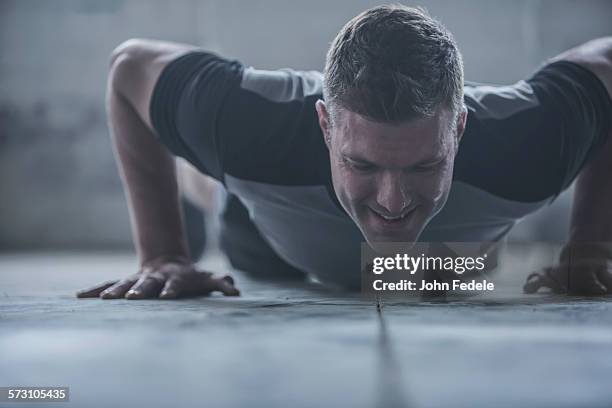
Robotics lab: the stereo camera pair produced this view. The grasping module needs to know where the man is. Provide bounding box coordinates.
[77,5,612,299]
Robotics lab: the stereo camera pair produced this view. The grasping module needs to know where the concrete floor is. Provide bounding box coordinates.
[1,251,612,408]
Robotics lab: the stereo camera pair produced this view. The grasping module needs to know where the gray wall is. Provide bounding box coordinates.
[1,0,611,249]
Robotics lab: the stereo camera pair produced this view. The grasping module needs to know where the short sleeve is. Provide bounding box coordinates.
[149,51,326,186]
[528,60,612,192]
[149,51,243,181]
[457,60,612,202]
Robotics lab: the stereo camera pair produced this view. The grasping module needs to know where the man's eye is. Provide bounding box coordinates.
[351,162,374,172]
[413,165,435,172]
[413,160,443,172]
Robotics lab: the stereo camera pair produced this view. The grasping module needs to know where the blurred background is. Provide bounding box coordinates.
[1,0,611,251]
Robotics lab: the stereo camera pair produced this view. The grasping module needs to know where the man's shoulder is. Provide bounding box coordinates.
[240,67,324,103]
[219,67,327,187]
[455,77,559,203]
[457,61,610,203]
[463,79,539,121]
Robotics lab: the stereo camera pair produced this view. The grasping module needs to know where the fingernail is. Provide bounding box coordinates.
[160,290,175,298]
[126,290,141,298]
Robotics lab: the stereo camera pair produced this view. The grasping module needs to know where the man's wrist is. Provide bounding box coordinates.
[140,254,192,271]
[560,241,612,264]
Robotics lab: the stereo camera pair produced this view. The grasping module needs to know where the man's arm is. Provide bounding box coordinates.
[524,37,612,295]
[555,38,612,244]
[108,39,194,267]
[77,39,239,299]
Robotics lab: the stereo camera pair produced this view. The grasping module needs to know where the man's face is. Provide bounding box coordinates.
[316,101,466,245]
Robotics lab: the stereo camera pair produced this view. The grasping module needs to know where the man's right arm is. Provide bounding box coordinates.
[77,39,239,299]
[107,39,195,268]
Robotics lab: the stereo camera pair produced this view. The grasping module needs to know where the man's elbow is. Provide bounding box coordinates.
[109,38,152,67]
[108,39,150,95]
[107,38,194,119]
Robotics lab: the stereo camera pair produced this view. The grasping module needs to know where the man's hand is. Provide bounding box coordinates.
[76,260,240,299]
[523,243,612,295]
[532,38,612,295]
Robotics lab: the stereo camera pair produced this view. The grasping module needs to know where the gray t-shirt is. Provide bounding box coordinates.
[150,52,611,285]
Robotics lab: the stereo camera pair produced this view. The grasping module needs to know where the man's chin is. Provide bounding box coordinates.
[362,229,420,246]
[365,239,418,255]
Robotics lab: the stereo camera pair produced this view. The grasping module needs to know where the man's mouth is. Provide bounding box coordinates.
[368,206,417,229]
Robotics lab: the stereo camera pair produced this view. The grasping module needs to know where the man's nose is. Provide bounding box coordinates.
[376,171,409,214]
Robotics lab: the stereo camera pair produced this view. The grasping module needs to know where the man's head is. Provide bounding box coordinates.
[316,4,467,245]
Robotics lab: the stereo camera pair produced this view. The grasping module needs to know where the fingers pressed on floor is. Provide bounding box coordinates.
[523,273,543,294]
[596,269,612,294]
[100,277,139,299]
[76,280,119,298]
[569,271,607,295]
[218,276,240,296]
[126,275,165,299]
[159,278,186,299]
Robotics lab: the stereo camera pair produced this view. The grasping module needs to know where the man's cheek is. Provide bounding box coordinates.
[429,167,454,206]
[341,173,374,201]
[412,170,450,205]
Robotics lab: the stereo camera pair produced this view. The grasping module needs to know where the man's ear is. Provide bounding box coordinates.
[454,105,468,151]
[315,99,331,149]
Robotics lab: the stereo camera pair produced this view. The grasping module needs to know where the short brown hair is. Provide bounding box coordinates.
[323,4,464,124]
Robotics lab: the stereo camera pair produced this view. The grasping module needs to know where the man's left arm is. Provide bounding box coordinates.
[524,37,612,295]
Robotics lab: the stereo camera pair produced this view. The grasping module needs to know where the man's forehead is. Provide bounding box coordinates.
[334,108,453,163]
